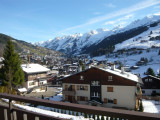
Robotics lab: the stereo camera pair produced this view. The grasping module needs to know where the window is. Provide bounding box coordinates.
[80,76,84,80]
[80,85,85,90]
[145,79,148,82]
[40,82,43,85]
[78,85,88,91]
[108,99,113,103]
[149,79,152,82]
[29,82,35,86]
[107,87,113,92]
[108,76,113,81]
[91,81,100,86]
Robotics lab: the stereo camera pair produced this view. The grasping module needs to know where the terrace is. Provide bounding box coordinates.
[0,93,160,120]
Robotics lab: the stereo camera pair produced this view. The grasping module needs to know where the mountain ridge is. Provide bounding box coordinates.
[35,14,160,56]
[0,33,61,57]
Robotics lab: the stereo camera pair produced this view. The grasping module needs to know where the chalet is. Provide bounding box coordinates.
[21,64,50,89]
[142,75,160,96]
[62,66,142,110]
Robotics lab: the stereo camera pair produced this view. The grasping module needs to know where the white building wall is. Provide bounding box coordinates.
[101,85,137,109]
[62,83,90,101]
[27,81,38,89]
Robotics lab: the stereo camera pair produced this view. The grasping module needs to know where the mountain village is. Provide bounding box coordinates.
[0,5,160,120]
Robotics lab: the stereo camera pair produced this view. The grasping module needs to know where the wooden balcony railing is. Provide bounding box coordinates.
[0,93,160,120]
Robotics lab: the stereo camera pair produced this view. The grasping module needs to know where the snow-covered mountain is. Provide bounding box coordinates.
[35,14,160,56]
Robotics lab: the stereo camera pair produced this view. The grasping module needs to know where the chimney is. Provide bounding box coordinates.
[78,66,82,72]
[121,67,124,74]
[111,64,115,70]
[26,63,30,68]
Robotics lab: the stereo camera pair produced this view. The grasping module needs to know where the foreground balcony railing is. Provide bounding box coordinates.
[0,93,160,120]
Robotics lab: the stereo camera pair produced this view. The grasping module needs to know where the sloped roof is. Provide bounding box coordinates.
[21,64,50,74]
[61,66,142,84]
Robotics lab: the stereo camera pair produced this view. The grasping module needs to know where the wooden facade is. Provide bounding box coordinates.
[63,67,138,86]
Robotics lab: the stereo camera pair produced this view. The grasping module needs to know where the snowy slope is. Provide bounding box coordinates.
[35,14,160,55]
[93,49,160,78]
[114,23,160,51]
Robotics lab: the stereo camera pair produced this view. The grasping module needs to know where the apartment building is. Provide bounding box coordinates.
[62,66,142,110]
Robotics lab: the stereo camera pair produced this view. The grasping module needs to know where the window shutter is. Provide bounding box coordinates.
[65,95,68,101]
[77,96,80,101]
[85,86,88,91]
[85,97,88,101]
[77,85,79,90]
[104,98,107,103]
[65,85,68,90]
[72,85,75,91]
[107,87,113,92]
[114,99,117,104]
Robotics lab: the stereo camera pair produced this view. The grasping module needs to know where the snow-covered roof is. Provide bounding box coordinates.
[143,75,160,80]
[62,66,141,83]
[21,64,50,74]
[18,88,27,92]
[98,67,140,83]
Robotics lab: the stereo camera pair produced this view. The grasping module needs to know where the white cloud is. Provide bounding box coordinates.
[93,12,101,15]
[104,14,134,28]
[104,21,115,25]
[59,0,160,33]
[104,3,116,8]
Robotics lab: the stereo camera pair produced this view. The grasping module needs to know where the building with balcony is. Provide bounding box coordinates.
[62,66,143,110]
[21,64,50,89]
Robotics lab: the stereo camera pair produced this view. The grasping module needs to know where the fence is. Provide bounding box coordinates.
[0,93,160,120]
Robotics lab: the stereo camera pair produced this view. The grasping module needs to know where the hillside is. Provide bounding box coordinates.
[0,33,62,57]
[35,14,160,57]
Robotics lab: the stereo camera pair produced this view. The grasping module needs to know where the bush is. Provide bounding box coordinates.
[139,100,144,112]
[0,86,16,94]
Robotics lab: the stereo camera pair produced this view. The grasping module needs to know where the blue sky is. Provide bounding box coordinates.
[0,0,160,43]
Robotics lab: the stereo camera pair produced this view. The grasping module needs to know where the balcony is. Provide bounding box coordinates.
[62,90,76,96]
[0,93,160,120]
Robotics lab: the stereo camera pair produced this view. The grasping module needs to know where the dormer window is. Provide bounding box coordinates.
[108,76,113,81]
[149,79,152,82]
[80,75,84,80]
[91,81,100,86]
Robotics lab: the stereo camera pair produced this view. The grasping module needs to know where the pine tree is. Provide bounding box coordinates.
[146,67,155,76]
[0,39,24,93]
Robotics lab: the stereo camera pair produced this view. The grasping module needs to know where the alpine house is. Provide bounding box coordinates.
[62,65,143,110]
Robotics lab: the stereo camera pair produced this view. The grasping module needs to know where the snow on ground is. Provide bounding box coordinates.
[48,93,63,101]
[93,49,160,78]
[114,23,160,51]
[15,103,90,120]
[143,99,160,113]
